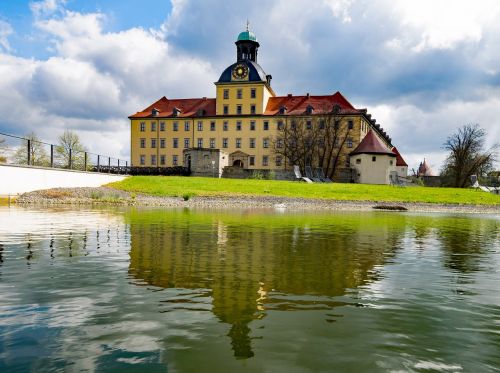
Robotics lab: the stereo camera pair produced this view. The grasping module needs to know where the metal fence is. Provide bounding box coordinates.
[0,132,129,174]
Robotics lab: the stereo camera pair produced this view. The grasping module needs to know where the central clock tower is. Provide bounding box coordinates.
[215,26,275,116]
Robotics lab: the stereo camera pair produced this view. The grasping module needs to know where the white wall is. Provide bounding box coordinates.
[0,164,128,195]
[351,154,397,184]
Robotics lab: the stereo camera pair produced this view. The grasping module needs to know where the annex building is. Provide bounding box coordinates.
[129,27,406,183]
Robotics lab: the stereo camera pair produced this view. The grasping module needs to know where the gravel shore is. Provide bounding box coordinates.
[14,187,500,214]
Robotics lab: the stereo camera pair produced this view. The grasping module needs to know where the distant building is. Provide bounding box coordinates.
[417,159,436,177]
[129,26,406,184]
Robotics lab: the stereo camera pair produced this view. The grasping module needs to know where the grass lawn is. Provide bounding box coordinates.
[108,176,500,206]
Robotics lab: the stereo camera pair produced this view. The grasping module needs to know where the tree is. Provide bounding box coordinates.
[272,105,353,179]
[56,130,88,169]
[441,124,497,187]
[14,132,49,166]
[0,137,7,163]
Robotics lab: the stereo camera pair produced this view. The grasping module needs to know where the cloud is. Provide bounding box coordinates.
[0,20,13,52]
[30,0,67,18]
[0,5,214,159]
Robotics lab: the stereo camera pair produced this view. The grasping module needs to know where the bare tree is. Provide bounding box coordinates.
[0,137,7,163]
[56,130,87,169]
[272,105,353,179]
[14,132,49,166]
[441,124,497,187]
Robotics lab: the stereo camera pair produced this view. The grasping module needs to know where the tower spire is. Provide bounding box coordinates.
[246,19,250,31]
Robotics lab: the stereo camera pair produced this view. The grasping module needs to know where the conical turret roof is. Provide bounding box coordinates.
[350,130,395,156]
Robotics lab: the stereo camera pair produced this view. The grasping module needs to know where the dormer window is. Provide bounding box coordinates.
[173,107,181,117]
[306,105,314,115]
[279,105,287,115]
[152,108,160,116]
[197,109,206,117]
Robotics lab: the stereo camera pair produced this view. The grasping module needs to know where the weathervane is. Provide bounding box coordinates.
[246,19,250,31]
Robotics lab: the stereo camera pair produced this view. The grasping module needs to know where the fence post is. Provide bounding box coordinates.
[97,155,100,172]
[69,149,72,169]
[108,157,111,173]
[84,152,87,171]
[27,139,31,166]
[50,145,54,168]
[118,159,120,173]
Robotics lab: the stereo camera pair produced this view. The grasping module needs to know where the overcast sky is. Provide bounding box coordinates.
[0,0,499,171]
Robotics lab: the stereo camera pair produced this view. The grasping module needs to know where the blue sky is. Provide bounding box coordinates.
[0,0,498,171]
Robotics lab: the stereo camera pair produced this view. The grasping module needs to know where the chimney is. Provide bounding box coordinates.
[287,93,292,98]
[306,93,310,98]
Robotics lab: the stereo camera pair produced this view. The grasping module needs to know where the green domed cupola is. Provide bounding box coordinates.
[235,22,260,62]
[237,30,257,42]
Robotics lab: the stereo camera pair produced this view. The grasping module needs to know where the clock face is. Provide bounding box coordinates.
[232,63,249,79]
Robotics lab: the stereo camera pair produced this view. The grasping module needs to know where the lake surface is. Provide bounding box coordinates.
[0,206,499,372]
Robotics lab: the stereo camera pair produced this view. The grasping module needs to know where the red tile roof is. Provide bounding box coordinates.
[129,96,216,118]
[392,147,408,167]
[129,91,364,118]
[263,91,361,115]
[350,130,395,156]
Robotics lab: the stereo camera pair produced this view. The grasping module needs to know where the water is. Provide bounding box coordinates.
[0,206,499,372]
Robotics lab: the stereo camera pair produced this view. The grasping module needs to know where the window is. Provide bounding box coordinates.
[345,157,351,167]
[306,120,312,130]
[173,155,178,166]
[291,120,297,130]
[223,89,229,99]
[151,122,156,132]
[372,156,377,162]
[249,138,256,148]
[160,155,166,165]
[160,138,166,148]
[263,121,269,130]
[263,138,269,148]
[237,89,242,99]
[223,121,228,131]
[356,158,361,164]
[319,120,325,129]
[249,156,255,166]
[140,122,145,132]
[151,155,156,166]
[210,138,215,148]
[184,138,190,148]
[197,138,203,148]
[151,138,156,148]
[251,88,256,98]
[318,138,325,148]
[173,138,178,148]
[277,120,284,130]
[140,138,145,148]
[348,120,354,130]
[236,105,242,115]
[223,105,229,115]
[173,122,178,131]
[390,160,394,165]
[250,105,256,114]
[223,138,228,148]
[160,122,165,131]
[250,121,256,130]
[197,121,203,131]
[347,138,353,148]
[262,156,269,166]
[276,156,282,167]
[210,121,216,131]
[236,138,241,148]
[236,121,242,131]
[184,121,190,131]
[334,120,340,130]
[140,154,145,165]
[277,139,283,148]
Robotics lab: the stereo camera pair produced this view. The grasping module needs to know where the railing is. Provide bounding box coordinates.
[0,132,129,174]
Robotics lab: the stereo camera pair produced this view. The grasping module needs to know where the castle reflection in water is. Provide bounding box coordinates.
[127,209,409,358]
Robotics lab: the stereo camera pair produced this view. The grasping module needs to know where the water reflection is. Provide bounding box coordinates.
[127,209,407,358]
[0,207,499,371]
